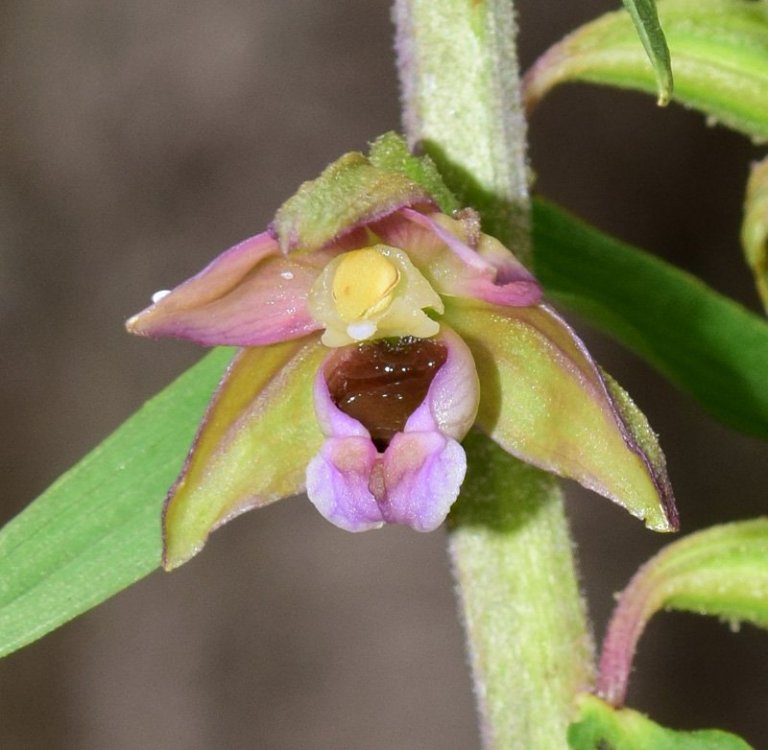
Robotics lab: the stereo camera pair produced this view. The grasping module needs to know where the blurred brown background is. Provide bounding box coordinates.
[1,1,766,748]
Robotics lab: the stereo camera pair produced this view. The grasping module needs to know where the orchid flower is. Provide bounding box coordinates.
[127,134,677,570]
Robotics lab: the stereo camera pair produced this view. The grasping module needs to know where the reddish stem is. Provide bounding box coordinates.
[597,560,661,706]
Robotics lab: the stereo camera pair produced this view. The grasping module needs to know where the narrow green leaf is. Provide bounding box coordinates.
[0,347,233,658]
[524,0,768,142]
[620,0,673,105]
[598,519,768,705]
[741,156,768,312]
[568,694,755,750]
[646,518,768,625]
[532,198,768,440]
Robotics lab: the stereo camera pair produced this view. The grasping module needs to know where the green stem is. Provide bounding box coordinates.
[452,434,594,748]
[393,0,531,255]
[393,2,595,747]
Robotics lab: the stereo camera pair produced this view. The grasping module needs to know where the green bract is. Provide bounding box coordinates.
[368,132,461,214]
[524,0,768,142]
[618,518,768,629]
[273,148,435,253]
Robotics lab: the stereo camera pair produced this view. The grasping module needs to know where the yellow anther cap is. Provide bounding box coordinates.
[331,248,400,322]
[308,243,443,347]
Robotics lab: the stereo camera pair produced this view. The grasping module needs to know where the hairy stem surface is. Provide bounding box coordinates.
[393,2,595,747]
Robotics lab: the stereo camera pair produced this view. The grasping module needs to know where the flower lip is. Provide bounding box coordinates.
[325,336,449,452]
[306,326,479,532]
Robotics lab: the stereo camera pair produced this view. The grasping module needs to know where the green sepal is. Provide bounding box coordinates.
[273,149,434,253]
[620,0,673,105]
[0,347,232,659]
[532,198,768,440]
[568,694,755,750]
[163,338,326,570]
[446,298,677,532]
[368,132,460,214]
[742,157,768,313]
[599,367,675,508]
[524,0,768,142]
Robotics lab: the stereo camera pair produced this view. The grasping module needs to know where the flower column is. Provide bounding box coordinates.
[394,2,595,748]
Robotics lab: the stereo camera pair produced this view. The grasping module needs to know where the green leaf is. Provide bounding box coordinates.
[0,347,232,659]
[524,0,768,142]
[620,0,673,105]
[568,694,755,750]
[163,338,325,570]
[741,156,768,313]
[598,519,768,705]
[531,198,768,440]
[642,518,768,625]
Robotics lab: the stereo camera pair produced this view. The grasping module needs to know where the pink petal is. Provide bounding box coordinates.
[305,437,384,532]
[403,325,480,438]
[372,208,541,307]
[381,431,466,531]
[127,231,326,346]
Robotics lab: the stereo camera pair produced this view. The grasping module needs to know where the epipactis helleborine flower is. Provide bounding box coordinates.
[127,133,677,570]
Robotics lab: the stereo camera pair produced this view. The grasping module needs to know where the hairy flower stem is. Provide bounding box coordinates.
[452,434,595,748]
[394,0,531,257]
[596,560,660,708]
[393,2,595,747]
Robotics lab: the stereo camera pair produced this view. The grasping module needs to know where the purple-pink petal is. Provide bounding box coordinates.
[373,208,541,307]
[305,437,383,532]
[380,431,466,531]
[403,325,480,439]
[127,231,325,347]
